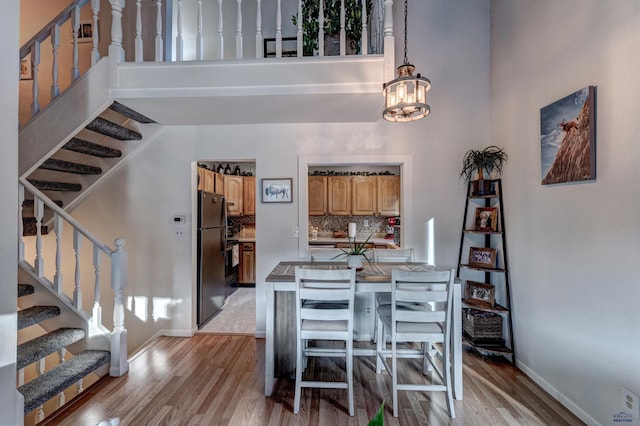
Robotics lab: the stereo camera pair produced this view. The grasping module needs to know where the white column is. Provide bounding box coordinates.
[383,0,395,81]
[91,0,101,65]
[71,6,80,80]
[255,0,263,58]
[235,0,243,59]
[217,0,224,59]
[155,0,164,61]
[196,0,204,60]
[176,0,184,60]
[54,214,63,293]
[93,245,103,328]
[110,238,129,376]
[109,0,125,62]
[73,228,82,310]
[50,24,60,99]
[135,0,143,61]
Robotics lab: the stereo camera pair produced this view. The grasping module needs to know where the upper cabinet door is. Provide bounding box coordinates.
[243,176,256,216]
[308,176,327,216]
[351,176,377,216]
[377,175,400,216]
[197,167,205,191]
[328,176,351,216]
[203,169,215,193]
[224,175,244,216]
[214,172,224,195]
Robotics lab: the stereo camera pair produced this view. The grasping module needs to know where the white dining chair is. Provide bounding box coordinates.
[309,248,347,262]
[293,267,356,416]
[375,268,456,418]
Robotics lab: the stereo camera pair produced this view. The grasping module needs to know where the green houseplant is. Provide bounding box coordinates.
[292,0,372,56]
[333,234,373,270]
[460,146,508,195]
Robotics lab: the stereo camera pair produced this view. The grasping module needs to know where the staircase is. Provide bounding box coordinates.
[21,101,156,235]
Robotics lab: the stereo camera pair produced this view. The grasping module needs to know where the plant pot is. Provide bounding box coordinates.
[471,179,495,196]
[347,255,364,271]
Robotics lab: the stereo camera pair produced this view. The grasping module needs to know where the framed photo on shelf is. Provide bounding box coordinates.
[465,281,495,307]
[468,247,497,269]
[474,207,498,231]
[261,178,293,203]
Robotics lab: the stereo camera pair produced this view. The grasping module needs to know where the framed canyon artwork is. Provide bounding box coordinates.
[540,86,596,185]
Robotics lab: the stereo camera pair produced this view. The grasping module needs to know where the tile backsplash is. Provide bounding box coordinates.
[308,215,390,235]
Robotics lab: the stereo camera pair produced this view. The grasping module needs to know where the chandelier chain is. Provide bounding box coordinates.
[403,0,409,65]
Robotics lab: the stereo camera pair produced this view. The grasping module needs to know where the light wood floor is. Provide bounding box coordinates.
[50,335,584,425]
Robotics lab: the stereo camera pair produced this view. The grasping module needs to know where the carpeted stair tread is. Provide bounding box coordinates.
[19,349,110,414]
[22,199,63,208]
[109,101,156,124]
[85,117,142,141]
[18,284,34,298]
[39,159,102,175]
[17,328,86,370]
[63,137,122,158]
[22,218,49,236]
[18,306,60,330]
[27,179,81,192]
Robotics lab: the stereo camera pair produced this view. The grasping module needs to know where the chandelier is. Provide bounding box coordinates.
[382,0,431,122]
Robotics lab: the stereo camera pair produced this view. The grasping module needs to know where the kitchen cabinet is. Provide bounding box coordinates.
[239,242,255,283]
[308,176,327,215]
[243,177,256,216]
[203,169,215,193]
[214,172,224,195]
[377,175,400,216]
[327,176,351,216]
[351,176,377,216]
[224,175,244,216]
[197,167,205,190]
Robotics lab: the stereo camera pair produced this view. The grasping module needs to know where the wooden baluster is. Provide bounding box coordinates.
[73,228,82,310]
[91,0,101,65]
[30,42,40,115]
[361,0,368,55]
[135,0,143,61]
[296,0,302,57]
[93,245,102,328]
[18,184,24,262]
[155,0,163,61]
[235,0,243,58]
[383,0,394,81]
[34,198,44,277]
[110,238,129,376]
[109,0,125,62]
[71,6,80,81]
[50,24,61,99]
[217,0,224,59]
[340,0,346,56]
[318,0,325,57]
[255,0,263,58]
[54,214,64,293]
[275,0,282,57]
[196,0,204,60]
[176,0,184,60]
[58,348,67,405]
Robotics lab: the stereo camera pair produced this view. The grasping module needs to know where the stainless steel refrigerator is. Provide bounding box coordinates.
[197,190,227,327]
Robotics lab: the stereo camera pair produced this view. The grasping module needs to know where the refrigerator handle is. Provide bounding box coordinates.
[221,197,227,254]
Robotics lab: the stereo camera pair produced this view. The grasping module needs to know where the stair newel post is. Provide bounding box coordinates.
[93,245,103,328]
[361,0,368,55]
[155,0,163,61]
[34,197,44,277]
[296,0,302,57]
[135,0,143,62]
[236,0,244,59]
[110,238,129,376]
[50,24,61,99]
[383,0,394,82]
[54,214,64,293]
[91,0,101,65]
[255,0,263,58]
[217,0,224,59]
[30,42,41,115]
[71,6,81,81]
[275,0,281,57]
[176,0,183,61]
[109,0,125,63]
[196,0,204,60]
[73,228,83,310]
[18,184,25,262]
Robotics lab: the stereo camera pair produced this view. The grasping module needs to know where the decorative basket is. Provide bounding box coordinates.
[463,308,503,340]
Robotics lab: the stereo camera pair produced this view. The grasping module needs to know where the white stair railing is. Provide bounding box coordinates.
[18,179,129,377]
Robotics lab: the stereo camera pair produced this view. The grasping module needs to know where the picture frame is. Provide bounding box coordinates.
[540,85,596,185]
[261,178,293,203]
[20,59,32,80]
[468,247,497,269]
[474,207,498,231]
[465,281,495,308]
[72,20,94,43]
[263,37,298,58]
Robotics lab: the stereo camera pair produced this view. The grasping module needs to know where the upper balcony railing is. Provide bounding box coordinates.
[20,0,393,124]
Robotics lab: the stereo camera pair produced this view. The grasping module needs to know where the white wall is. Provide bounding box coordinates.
[490,1,640,425]
[72,0,490,351]
[2,0,22,421]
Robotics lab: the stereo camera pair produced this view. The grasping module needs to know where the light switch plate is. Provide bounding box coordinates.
[292,226,299,238]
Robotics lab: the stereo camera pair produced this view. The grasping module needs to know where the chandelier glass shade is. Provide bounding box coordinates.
[383,0,431,122]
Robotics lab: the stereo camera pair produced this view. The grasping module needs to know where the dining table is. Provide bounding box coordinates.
[264,261,463,400]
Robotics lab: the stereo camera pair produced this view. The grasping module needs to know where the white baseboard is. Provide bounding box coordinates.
[516,357,601,426]
[128,329,195,362]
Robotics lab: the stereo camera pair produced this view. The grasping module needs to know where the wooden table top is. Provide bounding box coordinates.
[265,261,438,283]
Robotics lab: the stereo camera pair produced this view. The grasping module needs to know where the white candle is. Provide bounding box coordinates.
[348,223,357,238]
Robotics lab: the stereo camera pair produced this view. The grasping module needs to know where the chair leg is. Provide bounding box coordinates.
[294,338,303,414]
[347,338,354,416]
[444,341,455,418]
[392,338,399,417]
[376,318,385,374]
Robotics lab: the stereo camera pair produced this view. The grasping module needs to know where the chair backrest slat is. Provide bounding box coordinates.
[295,266,356,325]
[309,248,346,262]
[374,248,414,263]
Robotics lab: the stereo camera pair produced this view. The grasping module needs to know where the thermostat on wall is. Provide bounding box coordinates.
[172,215,186,225]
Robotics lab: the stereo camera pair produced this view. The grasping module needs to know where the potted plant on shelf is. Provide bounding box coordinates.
[460,146,508,195]
[292,0,372,56]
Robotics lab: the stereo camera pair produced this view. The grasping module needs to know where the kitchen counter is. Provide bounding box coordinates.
[308,236,399,248]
